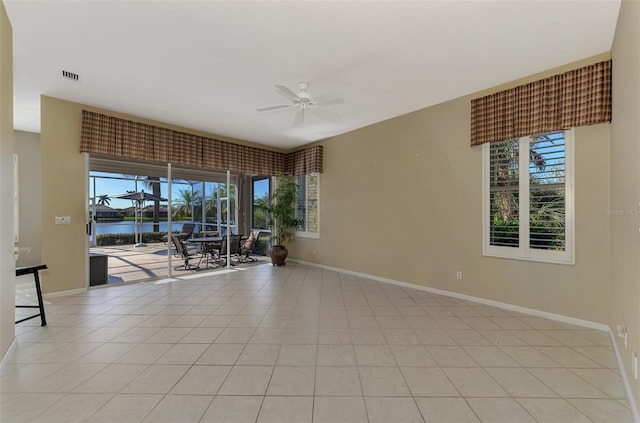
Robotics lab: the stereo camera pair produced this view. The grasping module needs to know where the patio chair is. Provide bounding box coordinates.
[162,223,196,243]
[171,235,201,270]
[176,223,196,241]
[253,231,271,256]
[199,238,222,268]
[239,233,257,263]
[217,235,242,266]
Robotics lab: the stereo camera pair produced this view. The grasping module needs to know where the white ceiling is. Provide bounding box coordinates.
[5,0,620,150]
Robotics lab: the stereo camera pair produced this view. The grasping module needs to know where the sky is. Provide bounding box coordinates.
[90,172,270,210]
[90,173,175,209]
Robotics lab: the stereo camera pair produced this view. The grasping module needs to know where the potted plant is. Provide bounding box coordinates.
[267,173,303,266]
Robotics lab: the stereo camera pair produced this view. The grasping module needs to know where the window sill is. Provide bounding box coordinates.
[483,251,574,266]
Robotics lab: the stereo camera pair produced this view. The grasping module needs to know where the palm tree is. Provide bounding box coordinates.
[205,183,236,225]
[173,188,201,220]
[143,177,162,232]
[491,139,520,223]
[97,194,111,206]
[491,137,549,222]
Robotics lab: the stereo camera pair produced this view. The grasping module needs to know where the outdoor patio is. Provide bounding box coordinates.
[89,242,268,284]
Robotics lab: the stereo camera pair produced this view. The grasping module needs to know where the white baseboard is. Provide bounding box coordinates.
[293,260,608,331]
[394,280,608,331]
[609,328,640,423]
[43,287,86,299]
[0,338,17,372]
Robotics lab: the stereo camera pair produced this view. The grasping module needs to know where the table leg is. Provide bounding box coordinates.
[15,265,48,326]
[33,270,47,326]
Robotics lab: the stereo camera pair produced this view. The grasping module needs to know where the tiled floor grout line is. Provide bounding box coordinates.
[5,264,634,422]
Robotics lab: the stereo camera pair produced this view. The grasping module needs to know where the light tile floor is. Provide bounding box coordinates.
[2,263,635,422]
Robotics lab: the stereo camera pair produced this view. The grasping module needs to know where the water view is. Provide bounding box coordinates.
[95,221,196,236]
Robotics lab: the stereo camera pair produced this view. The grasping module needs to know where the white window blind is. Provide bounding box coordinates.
[528,133,566,252]
[483,130,574,264]
[296,173,319,238]
[488,140,520,248]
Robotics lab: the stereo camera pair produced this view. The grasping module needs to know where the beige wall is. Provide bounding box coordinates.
[41,97,88,293]
[293,65,612,325]
[14,130,41,267]
[611,0,640,410]
[0,0,14,360]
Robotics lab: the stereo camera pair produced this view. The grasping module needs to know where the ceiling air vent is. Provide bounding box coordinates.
[61,70,79,81]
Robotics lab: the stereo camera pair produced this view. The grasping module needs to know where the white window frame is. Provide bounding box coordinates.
[296,172,320,239]
[482,129,574,265]
[13,154,19,243]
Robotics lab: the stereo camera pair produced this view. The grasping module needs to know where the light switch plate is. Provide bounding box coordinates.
[55,216,71,224]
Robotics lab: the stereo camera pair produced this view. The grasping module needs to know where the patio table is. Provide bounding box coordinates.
[188,237,223,244]
[188,237,223,267]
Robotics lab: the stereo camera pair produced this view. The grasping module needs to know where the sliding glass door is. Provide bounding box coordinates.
[87,157,239,286]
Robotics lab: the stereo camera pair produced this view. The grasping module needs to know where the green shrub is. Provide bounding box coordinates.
[490,220,564,249]
[96,232,169,246]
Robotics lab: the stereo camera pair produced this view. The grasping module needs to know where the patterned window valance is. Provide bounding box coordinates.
[80,110,322,175]
[471,60,611,146]
[285,145,323,175]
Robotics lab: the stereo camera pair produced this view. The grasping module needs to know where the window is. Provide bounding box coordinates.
[252,176,271,230]
[296,173,319,238]
[483,130,574,264]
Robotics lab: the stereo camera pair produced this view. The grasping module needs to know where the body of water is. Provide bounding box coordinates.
[95,221,195,236]
[94,221,236,236]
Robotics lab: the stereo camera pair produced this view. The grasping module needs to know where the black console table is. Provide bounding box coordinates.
[15,264,48,326]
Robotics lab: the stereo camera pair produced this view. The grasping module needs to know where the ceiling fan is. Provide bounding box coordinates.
[257,82,344,126]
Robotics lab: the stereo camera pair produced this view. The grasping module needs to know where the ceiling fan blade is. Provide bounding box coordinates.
[275,84,300,101]
[293,109,304,127]
[256,104,292,112]
[313,93,344,107]
[310,107,341,121]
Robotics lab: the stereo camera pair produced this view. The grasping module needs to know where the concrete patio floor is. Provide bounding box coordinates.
[90,243,267,284]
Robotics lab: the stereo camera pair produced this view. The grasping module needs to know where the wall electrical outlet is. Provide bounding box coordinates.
[456,271,463,280]
[55,216,71,225]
